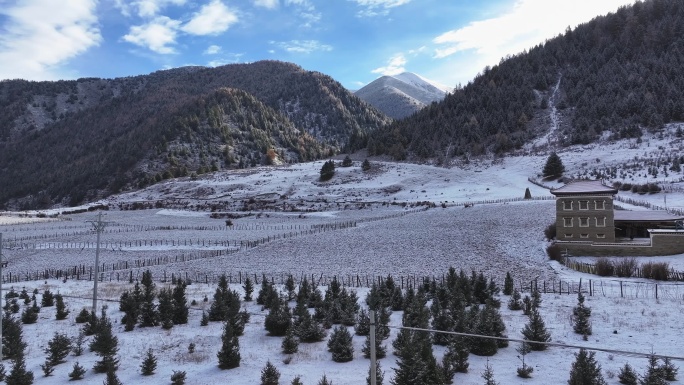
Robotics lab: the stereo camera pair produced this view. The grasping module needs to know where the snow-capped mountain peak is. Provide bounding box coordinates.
[354,72,450,119]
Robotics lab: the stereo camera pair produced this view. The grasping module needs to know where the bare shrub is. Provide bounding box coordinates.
[594,258,614,277]
[614,258,637,278]
[544,223,557,241]
[641,262,669,281]
[546,244,563,262]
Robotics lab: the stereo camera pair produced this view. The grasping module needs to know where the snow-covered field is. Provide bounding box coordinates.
[2,127,684,384]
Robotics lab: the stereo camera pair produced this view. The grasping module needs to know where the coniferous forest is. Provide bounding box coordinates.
[367,0,684,159]
[2,0,684,208]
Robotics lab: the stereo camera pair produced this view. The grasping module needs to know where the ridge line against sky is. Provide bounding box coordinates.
[0,0,636,89]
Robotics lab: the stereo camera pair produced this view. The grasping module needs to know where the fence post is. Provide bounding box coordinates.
[620,281,623,298]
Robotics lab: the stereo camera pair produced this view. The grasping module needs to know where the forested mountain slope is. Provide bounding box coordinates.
[0,61,390,209]
[367,0,684,160]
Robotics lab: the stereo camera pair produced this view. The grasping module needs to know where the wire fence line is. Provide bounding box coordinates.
[4,264,684,302]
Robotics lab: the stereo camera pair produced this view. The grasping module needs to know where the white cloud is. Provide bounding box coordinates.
[181,0,239,36]
[207,53,244,67]
[433,0,636,61]
[349,0,411,17]
[123,16,181,54]
[115,0,187,18]
[0,0,101,80]
[204,45,221,55]
[272,40,332,54]
[253,0,279,9]
[285,0,320,28]
[371,54,407,76]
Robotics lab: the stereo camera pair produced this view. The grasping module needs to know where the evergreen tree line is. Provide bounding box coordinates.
[368,0,684,160]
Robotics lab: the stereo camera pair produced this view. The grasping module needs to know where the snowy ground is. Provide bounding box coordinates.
[2,128,684,384]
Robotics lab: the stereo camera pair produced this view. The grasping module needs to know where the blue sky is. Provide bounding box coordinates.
[0,0,636,90]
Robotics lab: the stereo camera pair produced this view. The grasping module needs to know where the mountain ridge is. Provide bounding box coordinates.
[0,61,390,209]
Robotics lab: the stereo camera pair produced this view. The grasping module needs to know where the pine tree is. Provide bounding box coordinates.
[6,353,34,385]
[285,275,296,301]
[660,357,678,381]
[367,361,384,385]
[392,330,444,385]
[243,277,254,301]
[618,363,638,385]
[41,289,54,307]
[2,314,28,360]
[567,349,606,385]
[140,348,157,376]
[120,282,142,331]
[158,287,174,329]
[572,291,592,336]
[291,376,304,385]
[516,342,534,378]
[74,307,91,324]
[20,307,38,324]
[172,279,189,325]
[482,360,499,385]
[68,362,86,381]
[444,336,469,374]
[261,361,280,385]
[72,330,86,356]
[217,322,241,369]
[521,309,551,351]
[362,158,371,171]
[524,187,532,199]
[641,355,667,385]
[327,326,354,362]
[200,310,209,326]
[295,310,326,343]
[282,325,299,354]
[40,361,54,377]
[355,308,370,336]
[543,152,565,178]
[508,289,523,310]
[54,294,69,320]
[90,307,119,374]
[139,270,159,327]
[503,272,514,295]
[257,276,276,308]
[171,370,187,385]
[44,332,72,366]
[103,367,123,385]
[317,374,332,385]
[265,297,292,336]
[320,160,335,181]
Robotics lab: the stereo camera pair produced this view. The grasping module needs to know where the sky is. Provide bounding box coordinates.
[0,0,637,90]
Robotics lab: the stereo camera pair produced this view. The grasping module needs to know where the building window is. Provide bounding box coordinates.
[580,234,589,238]
[579,200,589,210]
[597,234,606,239]
[579,217,589,227]
[563,200,573,210]
[595,200,605,210]
[596,217,606,227]
[564,233,573,238]
[564,217,573,227]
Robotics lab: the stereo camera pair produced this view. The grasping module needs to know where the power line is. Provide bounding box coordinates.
[389,325,684,362]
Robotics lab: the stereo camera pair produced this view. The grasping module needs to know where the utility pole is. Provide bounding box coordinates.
[88,212,108,313]
[370,310,377,385]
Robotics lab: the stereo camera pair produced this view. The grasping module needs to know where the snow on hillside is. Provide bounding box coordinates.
[392,72,453,94]
[2,130,684,385]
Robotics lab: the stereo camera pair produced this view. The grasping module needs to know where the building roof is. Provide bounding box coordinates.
[550,180,617,196]
[614,210,684,222]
